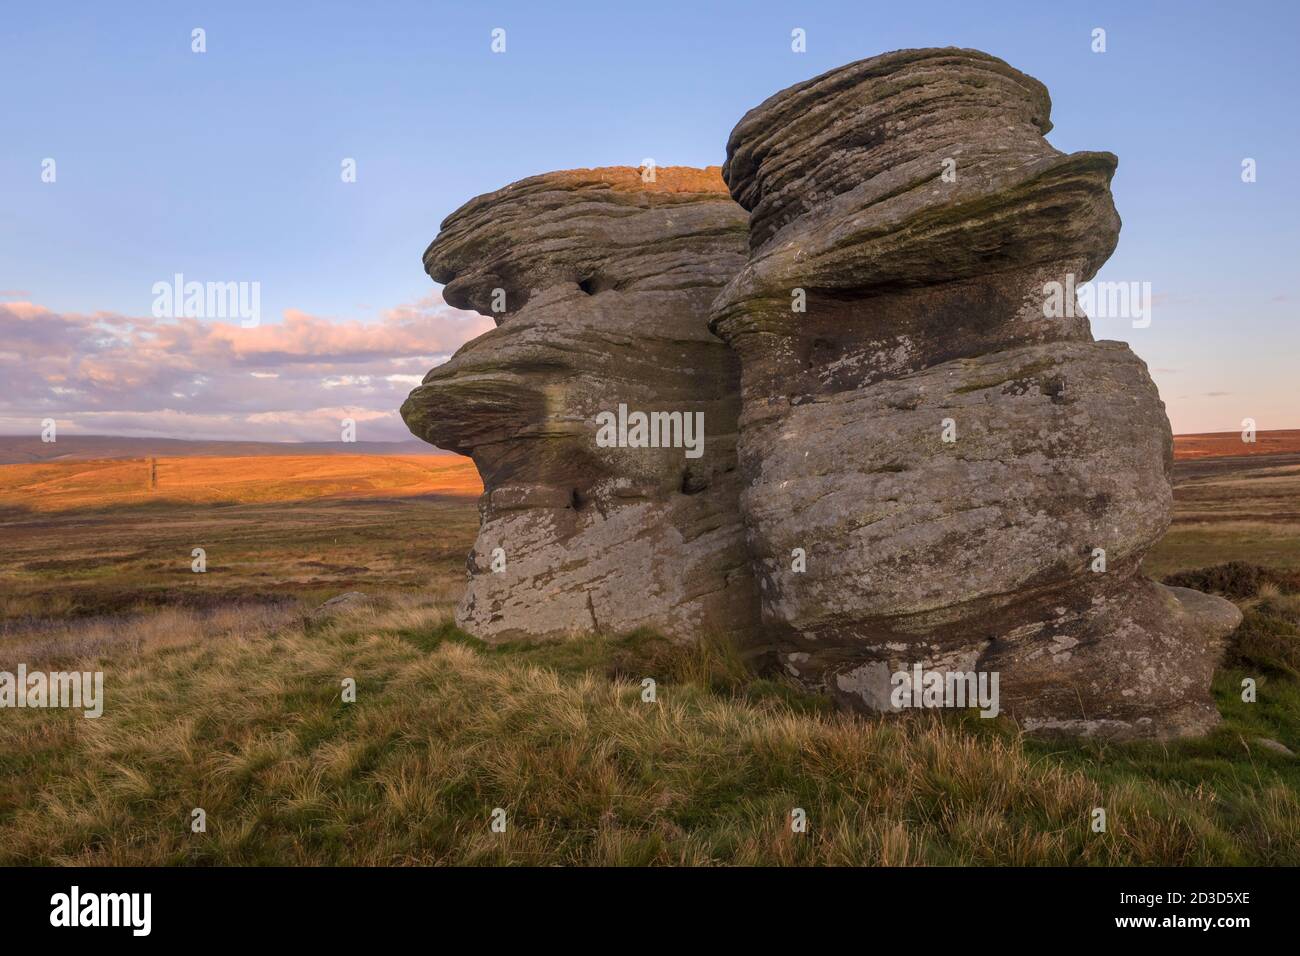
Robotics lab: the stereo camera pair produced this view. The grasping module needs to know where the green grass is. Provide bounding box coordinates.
[1,471,1297,865]
[1146,524,1300,579]
[0,582,1297,866]
[1145,458,1300,579]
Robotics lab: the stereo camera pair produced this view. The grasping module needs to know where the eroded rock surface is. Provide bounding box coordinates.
[401,166,758,643]
[401,50,1239,740]
[709,47,1239,739]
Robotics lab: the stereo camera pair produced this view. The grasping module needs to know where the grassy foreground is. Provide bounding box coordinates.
[0,450,1297,865]
[0,584,1297,866]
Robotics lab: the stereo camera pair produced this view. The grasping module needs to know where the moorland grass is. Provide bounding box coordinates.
[1,473,1297,866]
[0,588,1296,866]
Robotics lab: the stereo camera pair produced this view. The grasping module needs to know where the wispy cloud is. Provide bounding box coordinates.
[0,294,490,442]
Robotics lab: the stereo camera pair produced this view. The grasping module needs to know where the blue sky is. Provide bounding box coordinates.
[1,0,1296,438]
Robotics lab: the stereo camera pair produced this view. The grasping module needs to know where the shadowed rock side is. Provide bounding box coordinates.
[402,166,758,643]
[709,47,1240,739]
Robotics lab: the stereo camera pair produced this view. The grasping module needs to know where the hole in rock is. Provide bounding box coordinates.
[570,488,587,510]
[577,277,599,295]
[804,335,839,370]
[680,471,710,495]
[1040,376,1067,404]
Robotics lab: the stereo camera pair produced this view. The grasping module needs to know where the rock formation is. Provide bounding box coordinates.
[402,49,1240,740]
[401,166,758,643]
[708,47,1239,738]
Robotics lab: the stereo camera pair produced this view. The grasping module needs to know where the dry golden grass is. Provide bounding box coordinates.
[1,447,1297,866]
[0,454,481,512]
[0,490,478,625]
[1147,456,1300,577]
[0,592,1296,866]
[1173,429,1300,460]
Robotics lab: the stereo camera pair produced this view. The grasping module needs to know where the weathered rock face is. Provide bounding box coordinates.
[709,48,1239,739]
[401,166,758,643]
[401,50,1239,740]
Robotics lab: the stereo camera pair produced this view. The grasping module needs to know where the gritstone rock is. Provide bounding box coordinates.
[402,166,759,643]
[708,48,1240,739]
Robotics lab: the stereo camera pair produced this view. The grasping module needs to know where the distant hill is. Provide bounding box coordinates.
[1172,429,1300,461]
[0,434,449,466]
[3,429,1295,468]
[0,453,480,512]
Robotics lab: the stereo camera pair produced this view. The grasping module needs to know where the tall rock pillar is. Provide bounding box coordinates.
[709,49,1240,738]
[403,167,759,644]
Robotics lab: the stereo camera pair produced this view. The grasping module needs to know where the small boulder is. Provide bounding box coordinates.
[1251,737,1296,757]
[311,592,373,619]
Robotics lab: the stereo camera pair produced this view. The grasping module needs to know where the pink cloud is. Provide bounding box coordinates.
[0,293,490,442]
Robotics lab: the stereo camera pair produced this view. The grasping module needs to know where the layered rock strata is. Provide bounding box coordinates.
[708,48,1239,739]
[401,166,758,643]
[401,50,1240,740]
